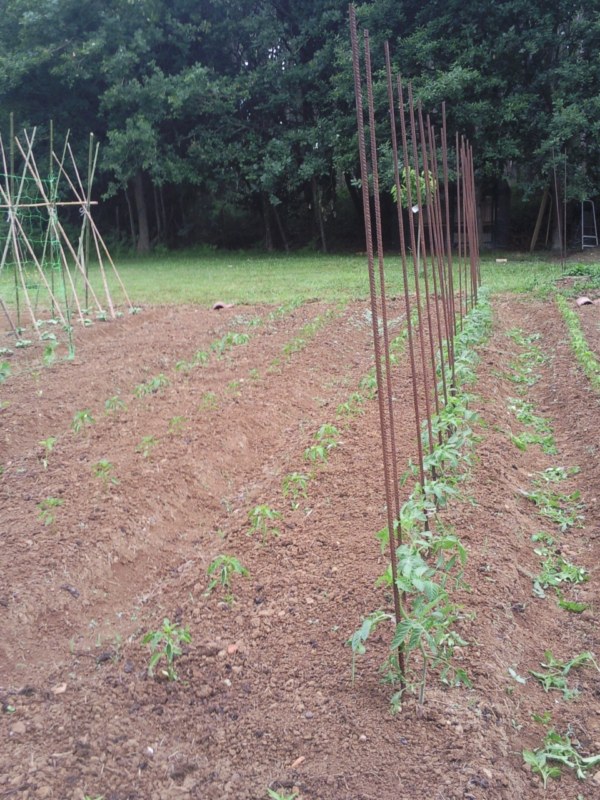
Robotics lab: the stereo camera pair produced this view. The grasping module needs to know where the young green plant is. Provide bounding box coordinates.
[248,505,282,542]
[92,459,119,487]
[71,409,95,433]
[37,496,63,526]
[39,436,57,469]
[142,618,191,681]
[282,472,309,510]
[205,555,249,604]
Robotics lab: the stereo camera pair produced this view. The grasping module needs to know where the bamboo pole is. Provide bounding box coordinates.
[2,126,41,333]
[0,135,14,281]
[0,180,67,325]
[58,145,132,309]
[17,132,89,321]
[9,112,20,327]
[49,119,56,318]
[0,296,18,338]
[66,143,114,318]
[12,219,41,338]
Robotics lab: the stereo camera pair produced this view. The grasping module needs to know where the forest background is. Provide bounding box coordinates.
[1,0,598,254]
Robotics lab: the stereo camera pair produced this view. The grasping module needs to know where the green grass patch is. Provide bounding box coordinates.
[556,294,600,392]
[0,251,568,309]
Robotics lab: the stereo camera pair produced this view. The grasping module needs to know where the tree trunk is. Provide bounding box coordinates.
[344,172,363,221]
[262,193,274,251]
[530,187,550,252]
[124,187,136,248]
[312,176,327,253]
[474,181,484,247]
[153,183,162,242]
[159,185,167,238]
[133,170,151,254]
[273,204,289,252]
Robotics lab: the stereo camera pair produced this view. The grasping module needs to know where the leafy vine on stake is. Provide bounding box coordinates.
[349,291,492,709]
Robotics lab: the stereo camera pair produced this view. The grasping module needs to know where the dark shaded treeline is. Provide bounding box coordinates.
[1,0,598,252]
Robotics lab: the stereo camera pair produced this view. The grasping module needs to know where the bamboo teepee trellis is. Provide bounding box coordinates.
[0,124,132,343]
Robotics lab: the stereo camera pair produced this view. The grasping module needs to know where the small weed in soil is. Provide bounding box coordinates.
[135,373,169,398]
[359,370,377,399]
[248,505,282,542]
[282,472,309,510]
[267,790,298,800]
[168,415,187,434]
[38,436,56,469]
[304,423,340,463]
[92,459,119,487]
[105,395,126,413]
[136,435,157,459]
[523,728,600,787]
[522,487,584,532]
[42,340,58,366]
[205,554,249,604]
[529,650,597,699]
[555,592,588,613]
[534,465,581,484]
[71,408,95,433]
[336,391,365,418]
[37,496,63,526]
[0,360,11,382]
[211,331,250,356]
[199,391,218,411]
[142,618,191,681]
[533,553,588,597]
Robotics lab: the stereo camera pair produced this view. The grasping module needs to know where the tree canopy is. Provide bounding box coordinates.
[1,0,598,251]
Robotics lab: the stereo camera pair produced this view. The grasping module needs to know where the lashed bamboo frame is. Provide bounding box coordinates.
[0,126,132,339]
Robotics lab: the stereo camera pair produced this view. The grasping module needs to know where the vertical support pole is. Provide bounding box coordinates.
[349,5,404,678]
[384,43,426,493]
[10,112,20,328]
[85,133,94,308]
[398,78,435,465]
[49,118,56,318]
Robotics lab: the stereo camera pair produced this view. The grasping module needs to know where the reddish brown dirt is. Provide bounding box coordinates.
[1,296,599,800]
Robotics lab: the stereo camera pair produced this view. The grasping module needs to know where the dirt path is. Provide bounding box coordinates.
[1,296,599,800]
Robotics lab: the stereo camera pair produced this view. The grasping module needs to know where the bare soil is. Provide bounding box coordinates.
[1,296,599,800]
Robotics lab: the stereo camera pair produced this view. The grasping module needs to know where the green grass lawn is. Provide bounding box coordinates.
[0,248,576,309]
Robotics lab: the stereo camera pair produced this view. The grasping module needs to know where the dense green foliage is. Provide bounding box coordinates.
[1,1,598,251]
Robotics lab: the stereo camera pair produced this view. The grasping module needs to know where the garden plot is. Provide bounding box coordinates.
[574,303,600,372]
[1,296,599,800]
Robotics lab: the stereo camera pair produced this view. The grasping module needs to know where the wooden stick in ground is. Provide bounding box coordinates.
[58,146,132,310]
[41,123,71,316]
[17,133,101,318]
[16,132,86,323]
[0,180,67,326]
[1,128,38,326]
[66,143,114,318]
[0,296,19,339]
[0,134,14,278]
[3,129,42,337]
[12,220,42,338]
[79,139,132,310]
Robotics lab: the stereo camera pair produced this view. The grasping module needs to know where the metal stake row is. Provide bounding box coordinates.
[349,6,481,675]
